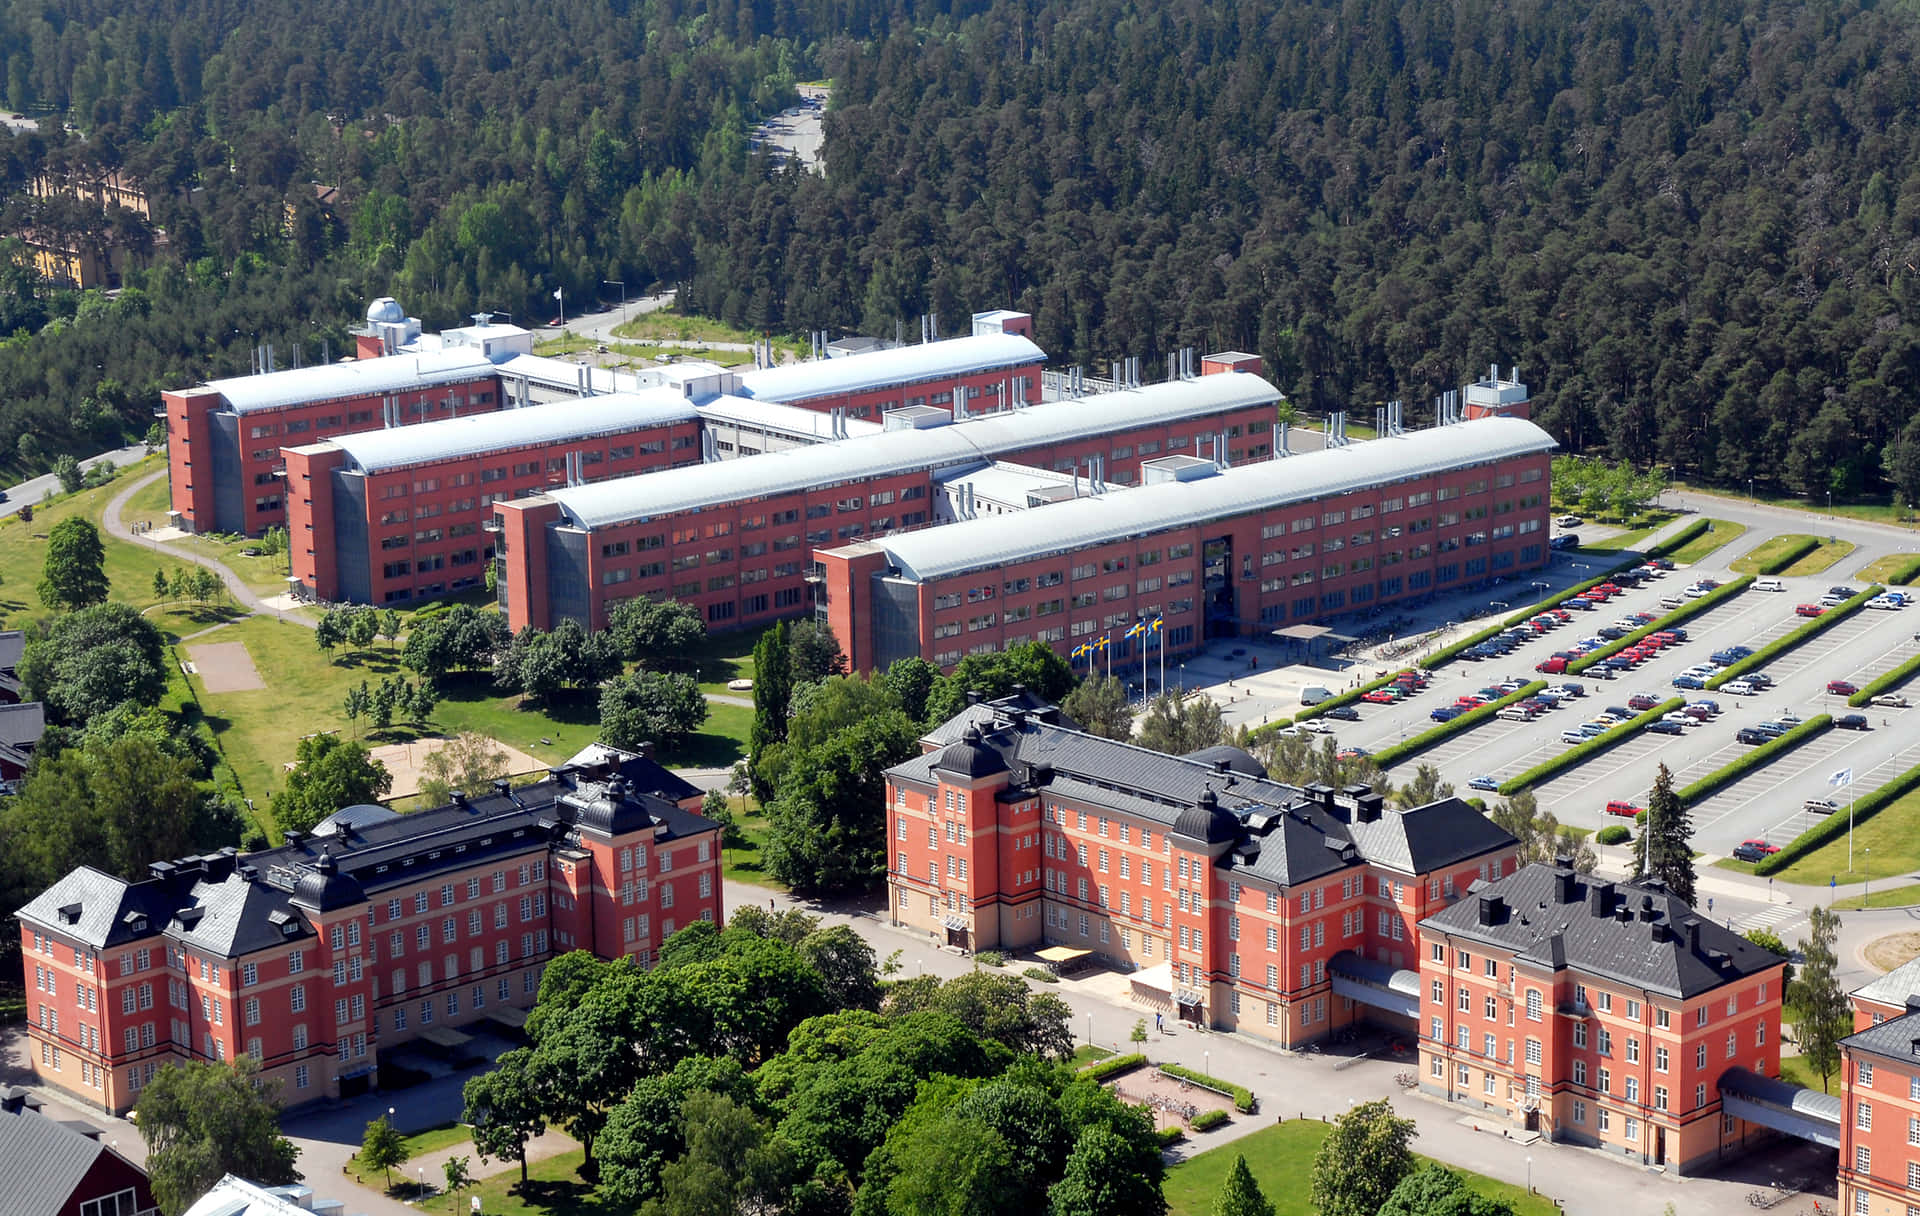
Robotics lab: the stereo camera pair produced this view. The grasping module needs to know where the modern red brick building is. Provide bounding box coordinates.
[1418,865,1788,1175]
[285,390,705,605]
[493,371,1283,634]
[885,695,1519,1047]
[737,323,1043,421]
[819,414,1556,673]
[15,745,720,1115]
[164,348,504,536]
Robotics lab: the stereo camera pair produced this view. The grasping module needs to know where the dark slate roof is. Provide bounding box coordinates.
[1842,1008,1920,1064]
[564,742,703,804]
[936,725,1012,779]
[16,745,719,958]
[892,706,1512,890]
[311,804,401,838]
[1852,955,1920,1009]
[0,629,24,673]
[0,1091,118,1216]
[1421,864,1786,999]
[918,691,1082,748]
[1183,745,1266,777]
[0,700,46,747]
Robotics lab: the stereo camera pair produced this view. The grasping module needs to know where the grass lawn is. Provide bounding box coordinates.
[189,619,749,832]
[346,1122,474,1183]
[1575,512,1677,554]
[1674,481,1920,531]
[1664,518,1746,565]
[1777,1054,1839,1095]
[1834,882,1920,910]
[685,631,759,697]
[1859,553,1920,584]
[1759,783,1920,886]
[468,1149,620,1216]
[1731,534,1856,576]
[609,311,804,358]
[718,798,782,889]
[1071,1044,1114,1066]
[1162,1121,1559,1216]
[0,457,176,630]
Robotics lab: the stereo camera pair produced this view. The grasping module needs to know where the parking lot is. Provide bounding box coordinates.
[1301,560,1920,855]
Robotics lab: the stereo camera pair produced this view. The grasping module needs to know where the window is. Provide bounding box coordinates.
[1524,989,1541,1020]
[1525,1038,1541,1065]
[1857,1146,1872,1174]
[1859,1101,1873,1131]
[1861,1061,1875,1087]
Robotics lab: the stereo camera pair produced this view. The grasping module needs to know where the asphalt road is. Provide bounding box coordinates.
[0,442,152,520]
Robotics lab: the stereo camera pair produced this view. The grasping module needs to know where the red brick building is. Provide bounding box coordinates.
[1418,866,1787,1175]
[885,696,1518,1047]
[819,414,1556,673]
[164,349,503,536]
[737,324,1043,421]
[15,746,720,1115]
[1834,958,1920,1215]
[493,371,1282,634]
[285,390,705,605]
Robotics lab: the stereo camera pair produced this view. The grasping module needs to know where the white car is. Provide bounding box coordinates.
[1303,718,1337,735]
[1661,711,1695,726]
[1867,596,1903,611]
[1723,680,1759,696]
[1684,584,1711,599]
[1680,665,1719,679]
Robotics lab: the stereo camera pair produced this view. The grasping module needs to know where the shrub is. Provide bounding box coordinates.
[1157,1062,1255,1112]
[1023,966,1060,983]
[1190,1109,1231,1132]
[1566,576,1755,673]
[1370,680,1548,769]
[974,950,1006,967]
[1498,698,1684,795]
[1882,554,1920,586]
[1155,1126,1187,1148]
[1596,825,1631,845]
[1850,650,1920,707]
[1708,586,1882,689]
[1677,716,1832,805]
[1751,535,1822,576]
[1645,518,1710,557]
[1080,1052,1149,1082]
[1756,758,1920,875]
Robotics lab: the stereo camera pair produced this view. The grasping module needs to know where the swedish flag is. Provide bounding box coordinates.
[1149,615,1164,633]
[1071,643,1091,660]
[1125,620,1145,640]
[1095,635,1111,649]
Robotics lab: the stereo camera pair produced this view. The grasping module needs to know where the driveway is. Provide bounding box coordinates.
[1,442,151,520]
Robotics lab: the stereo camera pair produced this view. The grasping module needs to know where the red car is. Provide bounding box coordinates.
[1740,839,1781,856]
[1455,695,1487,709]
[1604,800,1644,818]
[1827,680,1859,696]
[1627,693,1661,710]
[1362,689,1400,704]
[1796,603,1826,617]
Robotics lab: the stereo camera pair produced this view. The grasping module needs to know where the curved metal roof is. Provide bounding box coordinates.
[739,332,1044,402]
[547,373,1281,529]
[327,389,701,473]
[873,416,1558,582]
[206,348,497,414]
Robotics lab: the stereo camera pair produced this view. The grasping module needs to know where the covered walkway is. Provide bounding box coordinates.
[1717,1067,1842,1149]
[1328,949,1421,1019]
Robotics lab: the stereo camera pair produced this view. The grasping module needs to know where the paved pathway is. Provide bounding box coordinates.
[0,442,150,520]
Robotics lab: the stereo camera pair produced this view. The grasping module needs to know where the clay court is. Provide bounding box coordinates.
[370,734,549,799]
[187,641,265,692]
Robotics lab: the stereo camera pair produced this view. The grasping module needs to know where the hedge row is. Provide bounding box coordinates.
[1190,1109,1231,1132]
[1880,554,1920,587]
[1646,518,1712,557]
[1497,696,1685,796]
[1755,757,1920,875]
[1675,715,1832,806]
[1370,680,1549,769]
[1079,1052,1147,1082]
[1566,575,1755,674]
[1283,669,1404,727]
[1850,650,1920,707]
[1706,585,1883,690]
[1157,1062,1256,1112]
[1749,535,1823,576]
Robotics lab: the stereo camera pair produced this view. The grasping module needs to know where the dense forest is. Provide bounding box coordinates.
[5,0,1920,501]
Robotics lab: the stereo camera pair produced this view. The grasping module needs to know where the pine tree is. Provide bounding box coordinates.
[1637,763,1695,904]
[749,620,792,802]
[1211,1154,1274,1216]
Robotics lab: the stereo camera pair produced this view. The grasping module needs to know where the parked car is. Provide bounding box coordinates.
[1681,704,1714,721]
[1723,680,1759,696]
[1336,747,1371,762]
[1744,672,1775,690]
[1557,514,1582,527]
[1867,595,1904,611]
[1827,680,1859,696]
[1362,689,1401,704]
[1627,693,1661,710]
[1872,693,1910,708]
[1496,705,1537,722]
[1555,682,1586,698]
[1324,705,1361,721]
[1736,727,1772,744]
[1468,775,1501,791]
[1829,586,1860,599]
[1560,730,1591,744]
[1711,646,1754,664]
[1662,712,1696,726]
[1301,686,1335,705]
[1796,603,1827,617]
[1672,674,1707,689]
[1651,558,1676,570]
[1690,699,1720,715]
[1550,534,1580,550]
[1645,719,1685,735]
[1804,797,1839,815]
[1753,577,1786,592]
[1730,842,1774,863]
[1752,721,1788,737]
[1837,713,1872,730]
[1604,800,1643,818]
[1430,706,1465,722]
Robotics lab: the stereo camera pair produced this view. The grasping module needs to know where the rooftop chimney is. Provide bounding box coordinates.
[1354,791,1385,823]
[1587,880,1614,917]
[1553,869,1578,903]
[1477,894,1505,926]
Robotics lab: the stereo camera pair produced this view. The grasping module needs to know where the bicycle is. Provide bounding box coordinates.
[1394,1071,1418,1089]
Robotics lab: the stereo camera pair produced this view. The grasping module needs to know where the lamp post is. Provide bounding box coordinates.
[1828,490,1833,518]
[1203,1049,1209,1077]
[1526,1155,1533,1194]
[1866,848,1872,902]
[1086,1013,1093,1046]
[602,279,627,322]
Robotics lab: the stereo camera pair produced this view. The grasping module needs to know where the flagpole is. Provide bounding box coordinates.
[1106,634,1112,681]
[1140,618,1148,694]
[1158,624,1165,698]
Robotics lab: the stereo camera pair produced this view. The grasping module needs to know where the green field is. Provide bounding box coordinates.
[1675,482,1920,531]
[1731,534,1856,576]
[1162,1120,1559,1216]
[608,311,804,357]
[346,1122,475,1185]
[1859,553,1920,584]
[715,797,781,889]
[1576,512,1678,553]
[1759,783,1920,885]
[1834,883,1920,910]
[0,458,179,631]
[1662,518,1745,565]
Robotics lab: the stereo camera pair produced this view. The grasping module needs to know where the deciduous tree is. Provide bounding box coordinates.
[359,1114,410,1189]
[1309,1098,1417,1216]
[136,1059,300,1215]
[609,596,707,668]
[600,669,708,751]
[462,1047,550,1187]
[271,734,391,834]
[1061,676,1133,740]
[1788,906,1848,1092]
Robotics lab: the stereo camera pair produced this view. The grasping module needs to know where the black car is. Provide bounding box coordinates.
[1596,626,1627,640]
[1837,713,1871,730]
[1731,843,1771,863]
[1645,719,1685,735]
[1651,558,1675,570]
[1745,672,1775,689]
[1736,727,1771,745]
[1324,705,1361,721]
[1829,586,1860,599]
[1564,598,1594,611]
[1560,682,1586,696]
[1550,534,1579,550]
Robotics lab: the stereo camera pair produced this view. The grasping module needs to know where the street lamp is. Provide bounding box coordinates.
[1526,1155,1533,1194]
[1866,848,1872,902]
[602,279,627,321]
[1203,1050,1209,1077]
[1828,490,1833,518]
[1748,478,1754,505]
